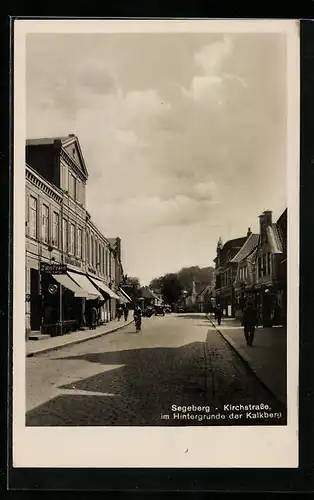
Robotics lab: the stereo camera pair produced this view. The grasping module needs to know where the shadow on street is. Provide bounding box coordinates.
[26,341,209,426]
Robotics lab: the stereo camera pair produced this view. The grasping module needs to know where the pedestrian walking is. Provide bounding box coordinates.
[242,302,258,346]
[215,305,222,326]
[117,305,123,321]
[90,305,97,330]
[133,306,142,332]
[123,304,129,321]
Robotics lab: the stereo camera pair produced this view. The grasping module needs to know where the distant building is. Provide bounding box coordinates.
[230,230,260,320]
[214,235,247,317]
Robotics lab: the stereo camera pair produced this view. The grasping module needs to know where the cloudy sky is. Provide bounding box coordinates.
[26,31,287,285]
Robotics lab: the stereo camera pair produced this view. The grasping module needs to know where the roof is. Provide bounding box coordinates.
[230,233,260,263]
[26,134,89,179]
[26,136,73,146]
[197,283,212,298]
[266,224,283,254]
[140,286,157,299]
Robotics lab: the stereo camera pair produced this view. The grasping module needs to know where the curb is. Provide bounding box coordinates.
[26,319,135,358]
[206,316,286,408]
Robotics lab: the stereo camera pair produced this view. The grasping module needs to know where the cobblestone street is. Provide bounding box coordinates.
[26,314,286,426]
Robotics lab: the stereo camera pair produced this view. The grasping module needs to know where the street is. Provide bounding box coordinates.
[26,313,286,426]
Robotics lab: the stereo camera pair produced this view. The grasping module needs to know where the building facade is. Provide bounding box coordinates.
[227,209,287,326]
[25,134,128,339]
[230,231,260,320]
[214,235,247,317]
[255,209,287,327]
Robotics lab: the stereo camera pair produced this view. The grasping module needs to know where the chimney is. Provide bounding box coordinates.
[259,210,272,243]
[263,210,272,226]
[247,227,252,238]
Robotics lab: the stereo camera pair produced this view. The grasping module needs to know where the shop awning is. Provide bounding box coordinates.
[67,271,101,299]
[116,291,128,304]
[52,273,88,298]
[88,275,119,300]
[119,287,132,303]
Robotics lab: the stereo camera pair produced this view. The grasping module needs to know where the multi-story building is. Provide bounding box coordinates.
[25,134,129,339]
[255,209,287,327]
[214,234,248,317]
[230,230,260,319]
[229,209,287,326]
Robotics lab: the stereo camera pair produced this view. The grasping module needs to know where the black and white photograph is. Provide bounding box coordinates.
[13,19,299,468]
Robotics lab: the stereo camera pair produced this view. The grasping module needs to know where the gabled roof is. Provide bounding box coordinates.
[26,134,89,179]
[266,224,283,254]
[140,286,157,299]
[197,283,212,298]
[230,233,260,264]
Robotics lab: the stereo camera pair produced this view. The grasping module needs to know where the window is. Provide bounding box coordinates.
[91,235,94,266]
[42,204,49,243]
[86,231,89,263]
[77,228,82,259]
[76,180,81,203]
[62,218,68,253]
[52,212,59,247]
[69,173,76,199]
[29,196,37,239]
[69,223,75,255]
[267,253,272,276]
[105,250,109,276]
[62,163,68,192]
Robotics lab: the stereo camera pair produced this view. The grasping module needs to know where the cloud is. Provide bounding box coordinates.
[194,36,233,75]
[26,33,287,284]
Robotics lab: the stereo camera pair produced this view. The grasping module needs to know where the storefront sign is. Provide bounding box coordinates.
[40,263,67,274]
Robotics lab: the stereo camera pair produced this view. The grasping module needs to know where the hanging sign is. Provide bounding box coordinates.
[48,284,58,294]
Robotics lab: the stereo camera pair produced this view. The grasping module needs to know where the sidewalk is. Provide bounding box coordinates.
[207,316,287,407]
[26,315,134,357]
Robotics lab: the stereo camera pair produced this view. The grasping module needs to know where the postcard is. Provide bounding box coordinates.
[13,18,299,468]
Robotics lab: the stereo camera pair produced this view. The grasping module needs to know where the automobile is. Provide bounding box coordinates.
[143,307,154,318]
[164,306,172,314]
[177,306,186,313]
[154,305,165,316]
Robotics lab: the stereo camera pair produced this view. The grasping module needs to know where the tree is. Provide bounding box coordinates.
[149,277,163,291]
[121,276,141,303]
[161,274,183,306]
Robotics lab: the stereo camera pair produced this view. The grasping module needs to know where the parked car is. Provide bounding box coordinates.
[143,307,154,317]
[164,306,172,314]
[177,306,186,313]
[155,305,165,316]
